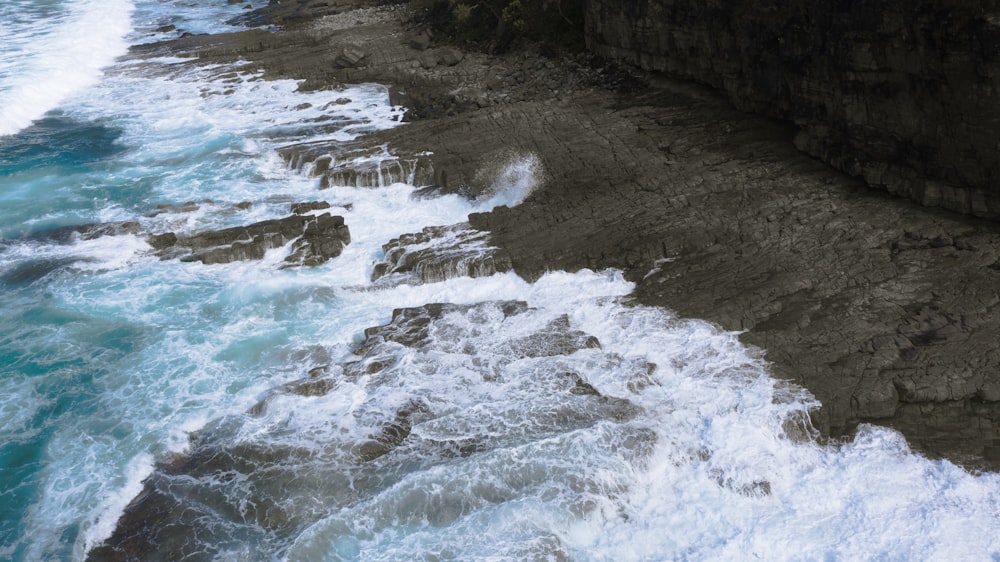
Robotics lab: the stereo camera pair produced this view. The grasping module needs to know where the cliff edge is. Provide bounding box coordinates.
[586,0,1000,219]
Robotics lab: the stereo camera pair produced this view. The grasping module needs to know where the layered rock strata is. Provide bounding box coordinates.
[371,223,513,285]
[374,80,1000,469]
[149,212,350,267]
[586,0,1000,219]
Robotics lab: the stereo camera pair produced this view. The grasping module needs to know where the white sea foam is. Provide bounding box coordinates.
[79,453,153,558]
[0,0,135,136]
[64,60,404,233]
[0,234,152,280]
[273,277,1000,561]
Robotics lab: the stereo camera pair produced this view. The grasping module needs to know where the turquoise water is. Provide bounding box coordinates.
[4,1,1000,561]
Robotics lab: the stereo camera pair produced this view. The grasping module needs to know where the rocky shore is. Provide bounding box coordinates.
[134,0,1000,470]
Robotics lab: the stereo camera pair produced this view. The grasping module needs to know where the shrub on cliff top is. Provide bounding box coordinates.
[411,0,585,53]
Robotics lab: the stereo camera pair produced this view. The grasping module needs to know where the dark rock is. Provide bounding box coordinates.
[354,401,427,462]
[405,32,431,51]
[128,0,1000,472]
[91,295,644,559]
[0,258,78,287]
[290,201,332,214]
[281,212,351,267]
[373,76,1000,469]
[357,301,529,355]
[146,200,200,217]
[505,315,602,358]
[418,51,438,69]
[146,232,177,251]
[585,0,1000,220]
[151,212,349,267]
[372,223,513,285]
[25,221,141,244]
[436,46,463,67]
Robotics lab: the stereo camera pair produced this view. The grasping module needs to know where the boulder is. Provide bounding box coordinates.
[436,47,463,67]
[334,44,366,68]
[405,31,431,51]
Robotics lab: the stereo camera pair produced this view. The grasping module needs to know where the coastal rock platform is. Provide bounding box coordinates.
[144,1,1000,468]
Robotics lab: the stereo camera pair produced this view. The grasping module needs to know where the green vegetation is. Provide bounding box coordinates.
[410,0,586,53]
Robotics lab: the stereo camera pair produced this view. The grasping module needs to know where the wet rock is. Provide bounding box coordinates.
[357,301,530,354]
[146,232,177,251]
[560,371,600,396]
[372,223,513,285]
[129,0,1000,473]
[290,200,331,215]
[319,155,428,188]
[277,142,431,189]
[25,221,140,244]
[24,221,141,244]
[150,212,349,267]
[281,376,336,398]
[91,293,646,559]
[0,258,79,287]
[146,201,201,217]
[281,212,351,268]
[505,315,602,358]
[354,401,427,462]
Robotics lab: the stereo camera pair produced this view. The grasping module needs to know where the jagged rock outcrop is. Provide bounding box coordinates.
[149,212,350,267]
[277,137,437,189]
[585,0,1000,219]
[89,300,635,560]
[371,223,513,284]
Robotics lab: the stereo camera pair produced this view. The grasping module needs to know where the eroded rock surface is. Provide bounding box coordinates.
[149,212,350,267]
[371,79,1000,468]
[372,223,513,284]
[586,0,1000,219]
[89,300,637,560]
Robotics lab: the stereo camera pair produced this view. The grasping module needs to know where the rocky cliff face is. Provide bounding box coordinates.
[585,0,1000,219]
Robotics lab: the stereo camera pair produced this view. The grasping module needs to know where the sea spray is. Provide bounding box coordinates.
[0,0,134,136]
[476,151,545,208]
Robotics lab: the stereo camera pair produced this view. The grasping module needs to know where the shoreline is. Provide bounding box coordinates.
[136,1,1000,469]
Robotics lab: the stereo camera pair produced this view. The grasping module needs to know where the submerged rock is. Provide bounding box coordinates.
[22,221,141,244]
[92,300,645,561]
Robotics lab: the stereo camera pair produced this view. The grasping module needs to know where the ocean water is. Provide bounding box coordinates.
[2,1,1000,561]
